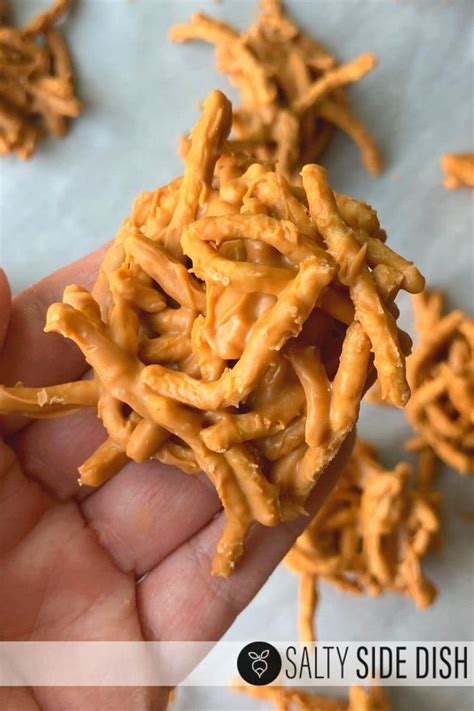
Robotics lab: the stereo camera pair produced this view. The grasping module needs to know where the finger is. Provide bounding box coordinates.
[0,268,12,351]
[0,440,52,557]
[14,408,107,501]
[0,243,111,435]
[0,687,40,710]
[14,405,222,574]
[15,404,222,571]
[138,431,355,641]
[0,244,110,385]
[81,460,221,576]
[81,429,353,580]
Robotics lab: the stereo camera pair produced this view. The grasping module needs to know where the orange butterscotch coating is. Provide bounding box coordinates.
[0,0,80,159]
[285,439,440,642]
[0,90,423,576]
[406,290,474,475]
[170,0,381,183]
[233,681,390,711]
[440,152,474,190]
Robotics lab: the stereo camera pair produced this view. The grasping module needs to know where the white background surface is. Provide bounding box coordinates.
[1,1,473,709]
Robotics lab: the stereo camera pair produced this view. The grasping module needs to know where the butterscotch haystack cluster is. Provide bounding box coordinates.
[406,290,474,475]
[0,0,80,158]
[234,681,390,711]
[285,439,440,642]
[440,152,474,190]
[0,90,423,576]
[170,0,381,182]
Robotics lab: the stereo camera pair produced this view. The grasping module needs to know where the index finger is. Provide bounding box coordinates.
[0,242,111,388]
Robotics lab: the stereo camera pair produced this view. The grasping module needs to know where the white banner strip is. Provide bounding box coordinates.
[0,642,472,687]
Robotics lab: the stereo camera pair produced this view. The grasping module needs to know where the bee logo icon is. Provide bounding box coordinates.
[248,649,270,678]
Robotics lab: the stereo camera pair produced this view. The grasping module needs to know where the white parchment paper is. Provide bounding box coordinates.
[0,1,473,709]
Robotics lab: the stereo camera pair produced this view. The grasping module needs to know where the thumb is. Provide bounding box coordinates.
[0,269,12,352]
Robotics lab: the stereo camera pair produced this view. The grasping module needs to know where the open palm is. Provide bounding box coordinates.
[0,249,353,710]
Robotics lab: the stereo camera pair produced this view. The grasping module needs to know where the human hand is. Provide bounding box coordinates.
[0,250,354,710]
